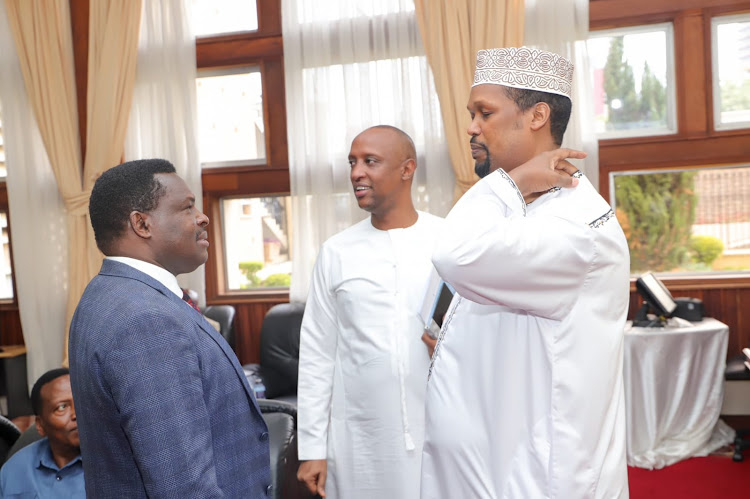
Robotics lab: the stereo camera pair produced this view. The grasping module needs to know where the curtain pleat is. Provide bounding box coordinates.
[4,0,142,368]
[283,0,455,302]
[414,0,524,201]
[63,0,142,363]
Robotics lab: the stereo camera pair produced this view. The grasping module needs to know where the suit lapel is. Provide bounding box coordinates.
[98,260,260,412]
[189,309,260,409]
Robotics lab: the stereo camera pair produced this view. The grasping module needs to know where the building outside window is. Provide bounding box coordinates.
[221,196,291,290]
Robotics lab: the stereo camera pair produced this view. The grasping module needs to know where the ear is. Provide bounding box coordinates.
[529,102,551,132]
[129,211,152,240]
[35,415,46,437]
[401,158,416,181]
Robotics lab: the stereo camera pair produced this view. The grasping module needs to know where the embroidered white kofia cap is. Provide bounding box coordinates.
[472,46,574,99]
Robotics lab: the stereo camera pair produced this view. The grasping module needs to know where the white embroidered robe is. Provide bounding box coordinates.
[421,170,630,499]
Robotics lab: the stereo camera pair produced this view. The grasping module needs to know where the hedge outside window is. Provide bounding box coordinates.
[611,165,750,275]
[221,196,291,291]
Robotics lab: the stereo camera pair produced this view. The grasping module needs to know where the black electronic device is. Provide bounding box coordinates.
[420,273,455,340]
[672,297,705,322]
[633,272,704,326]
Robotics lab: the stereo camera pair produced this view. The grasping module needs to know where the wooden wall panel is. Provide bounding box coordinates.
[0,309,23,346]
[231,286,749,366]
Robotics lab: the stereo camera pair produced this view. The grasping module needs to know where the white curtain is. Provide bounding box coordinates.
[283,0,455,302]
[525,0,599,192]
[0,2,70,388]
[123,0,205,305]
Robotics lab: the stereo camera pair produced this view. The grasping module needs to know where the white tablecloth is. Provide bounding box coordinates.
[624,318,734,469]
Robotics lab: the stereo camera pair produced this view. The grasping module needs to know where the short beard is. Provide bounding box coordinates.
[474,157,491,179]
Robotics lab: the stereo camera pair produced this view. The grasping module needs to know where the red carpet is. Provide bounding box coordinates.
[628,454,750,498]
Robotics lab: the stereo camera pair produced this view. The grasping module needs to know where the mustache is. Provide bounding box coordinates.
[469,137,489,152]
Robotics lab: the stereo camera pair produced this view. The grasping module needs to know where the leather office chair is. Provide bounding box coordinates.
[4,423,40,464]
[258,399,315,499]
[204,305,237,349]
[244,303,304,404]
[725,352,750,462]
[0,415,21,463]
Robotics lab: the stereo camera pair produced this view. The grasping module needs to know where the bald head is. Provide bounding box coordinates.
[358,125,416,166]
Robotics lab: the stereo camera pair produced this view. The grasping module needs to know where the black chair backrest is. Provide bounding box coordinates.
[259,303,305,399]
[0,415,20,463]
[2,419,33,464]
[203,305,237,349]
[258,399,315,499]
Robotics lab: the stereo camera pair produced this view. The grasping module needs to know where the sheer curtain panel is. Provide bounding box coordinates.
[525,0,599,190]
[63,0,142,362]
[415,0,524,201]
[0,0,73,388]
[283,0,454,302]
[123,0,205,304]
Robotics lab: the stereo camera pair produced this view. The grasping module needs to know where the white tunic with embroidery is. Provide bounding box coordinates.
[298,211,444,499]
[421,170,630,499]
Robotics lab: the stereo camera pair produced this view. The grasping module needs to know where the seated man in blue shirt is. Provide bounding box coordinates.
[0,368,84,498]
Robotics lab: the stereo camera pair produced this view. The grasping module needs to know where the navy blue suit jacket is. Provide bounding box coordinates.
[69,260,271,498]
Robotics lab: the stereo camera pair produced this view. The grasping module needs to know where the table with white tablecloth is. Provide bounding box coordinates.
[624,318,734,469]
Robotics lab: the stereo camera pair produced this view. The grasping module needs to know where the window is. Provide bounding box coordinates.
[587,23,676,138]
[611,165,750,275]
[0,211,12,299]
[0,107,6,178]
[222,196,291,290]
[711,13,750,130]
[294,0,414,22]
[191,0,258,37]
[0,106,11,300]
[196,0,290,301]
[591,1,750,282]
[196,67,265,167]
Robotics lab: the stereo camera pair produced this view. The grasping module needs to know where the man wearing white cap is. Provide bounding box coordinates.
[420,47,630,498]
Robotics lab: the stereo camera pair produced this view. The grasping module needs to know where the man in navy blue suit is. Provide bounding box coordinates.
[69,159,272,497]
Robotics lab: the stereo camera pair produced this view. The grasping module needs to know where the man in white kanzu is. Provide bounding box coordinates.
[421,47,631,498]
[297,125,443,498]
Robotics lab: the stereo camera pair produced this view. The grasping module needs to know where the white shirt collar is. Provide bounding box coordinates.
[106,256,183,298]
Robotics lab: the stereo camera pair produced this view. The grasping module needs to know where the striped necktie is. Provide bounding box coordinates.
[182,290,201,312]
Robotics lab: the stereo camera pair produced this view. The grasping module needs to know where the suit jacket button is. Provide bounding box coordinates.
[259,431,269,442]
[266,484,273,496]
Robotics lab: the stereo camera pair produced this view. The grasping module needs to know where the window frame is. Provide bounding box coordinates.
[591,0,750,286]
[0,106,17,307]
[197,0,291,304]
[710,12,750,131]
[0,184,18,308]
